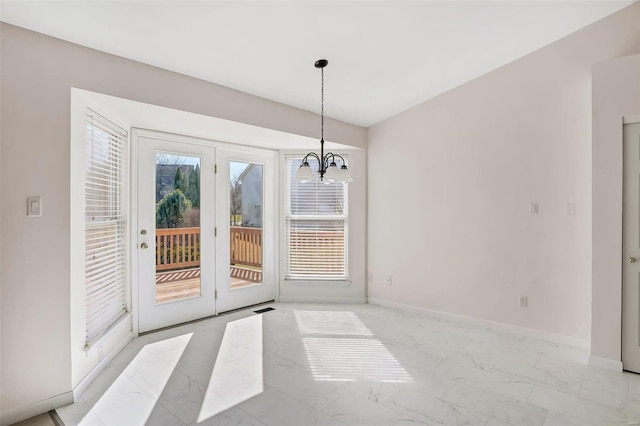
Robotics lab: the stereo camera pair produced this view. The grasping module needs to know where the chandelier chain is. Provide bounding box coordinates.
[321,67,324,141]
[294,59,352,183]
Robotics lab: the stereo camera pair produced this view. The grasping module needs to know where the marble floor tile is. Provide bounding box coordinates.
[10,413,56,426]
[143,403,184,426]
[445,350,500,371]
[268,367,351,410]
[442,382,548,426]
[237,387,335,426]
[445,363,534,402]
[53,303,640,426]
[485,419,512,426]
[465,340,542,367]
[385,386,488,425]
[526,339,590,363]
[323,391,429,425]
[402,365,455,398]
[156,370,207,424]
[338,380,405,405]
[542,411,595,426]
[187,406,265,426]
[492,358,583,396]
[582,367,630,394]
[108,341,144,372]
[55,397,102,426]
[79,365,125,407]
[89,375,160,426]
[533,354,590,381]
[527,384,636,425]
[629,374,640,395]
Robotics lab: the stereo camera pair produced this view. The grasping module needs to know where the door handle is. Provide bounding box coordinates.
[628,257,636,263]
[141,242,149,249]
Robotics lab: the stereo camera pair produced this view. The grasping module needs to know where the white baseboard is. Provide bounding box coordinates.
[0,391,73,426]
[367,297,591,350]
[279,296,366,304]
[73,331,133,400]
[588,355,623,372]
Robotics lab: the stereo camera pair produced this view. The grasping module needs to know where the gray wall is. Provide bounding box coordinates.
[367,2,640,346]
[592,53,640,363]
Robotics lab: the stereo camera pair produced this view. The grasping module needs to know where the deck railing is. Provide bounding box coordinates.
[230,226,262,267]
[155,226,262,270]
[156,227,200,271]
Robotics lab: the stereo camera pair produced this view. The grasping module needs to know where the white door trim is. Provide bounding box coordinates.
[132,128,277,156]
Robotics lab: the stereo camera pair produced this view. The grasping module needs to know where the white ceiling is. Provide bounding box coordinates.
[1,1,635,127]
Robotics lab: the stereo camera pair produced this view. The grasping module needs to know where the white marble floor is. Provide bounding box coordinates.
[11,412,56,426]
[56,303,640,426]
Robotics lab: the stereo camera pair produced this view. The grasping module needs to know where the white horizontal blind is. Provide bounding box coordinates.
[286,157,347,279]
[85,111,128,345]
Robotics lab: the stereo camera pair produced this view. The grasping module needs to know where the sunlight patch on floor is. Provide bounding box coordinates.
[296,310,411,383]
[303,337,412,382]
[197,314,263,423]
[79,333,193,426]
[295,310,373,336]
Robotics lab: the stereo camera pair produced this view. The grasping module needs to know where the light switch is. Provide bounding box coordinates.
[529,202,538,215]
[27,196,42,217]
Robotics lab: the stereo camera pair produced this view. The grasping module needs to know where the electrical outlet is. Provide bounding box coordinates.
[368,272,374,283]
[385,275,392,286]
[519,296,528,308]
[529,203,538,215]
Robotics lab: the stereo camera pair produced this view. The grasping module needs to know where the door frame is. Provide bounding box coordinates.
[130,128,280,336]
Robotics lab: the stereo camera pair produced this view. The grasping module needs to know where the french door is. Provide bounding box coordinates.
[135,132,275,333]
[137,136,216,333]
[623,122,640,373]
[216,149,275,313]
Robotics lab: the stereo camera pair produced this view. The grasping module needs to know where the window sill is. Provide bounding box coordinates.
[283,279,351,288]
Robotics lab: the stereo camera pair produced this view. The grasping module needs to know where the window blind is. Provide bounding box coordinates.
[85,111,128,345]
[286,157,347,280]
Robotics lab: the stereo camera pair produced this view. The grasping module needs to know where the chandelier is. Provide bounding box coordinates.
[295,59,353,184]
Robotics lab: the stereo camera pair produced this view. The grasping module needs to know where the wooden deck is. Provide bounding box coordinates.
[155,266,263,303]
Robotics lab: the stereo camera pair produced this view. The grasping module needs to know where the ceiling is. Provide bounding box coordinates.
[1,1,635,127]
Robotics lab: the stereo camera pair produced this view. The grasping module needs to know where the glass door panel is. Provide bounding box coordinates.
[155,154,202,303]
[229,161,263,290]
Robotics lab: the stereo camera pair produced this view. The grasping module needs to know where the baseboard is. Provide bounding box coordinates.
[589,354,623,372]
[279,296,367,304]
[0,392,73,426]
[367,297,591,350]
[73,331,133,400]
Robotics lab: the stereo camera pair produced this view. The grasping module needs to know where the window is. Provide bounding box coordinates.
[85,111,128,345]
[286,156,347,280]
